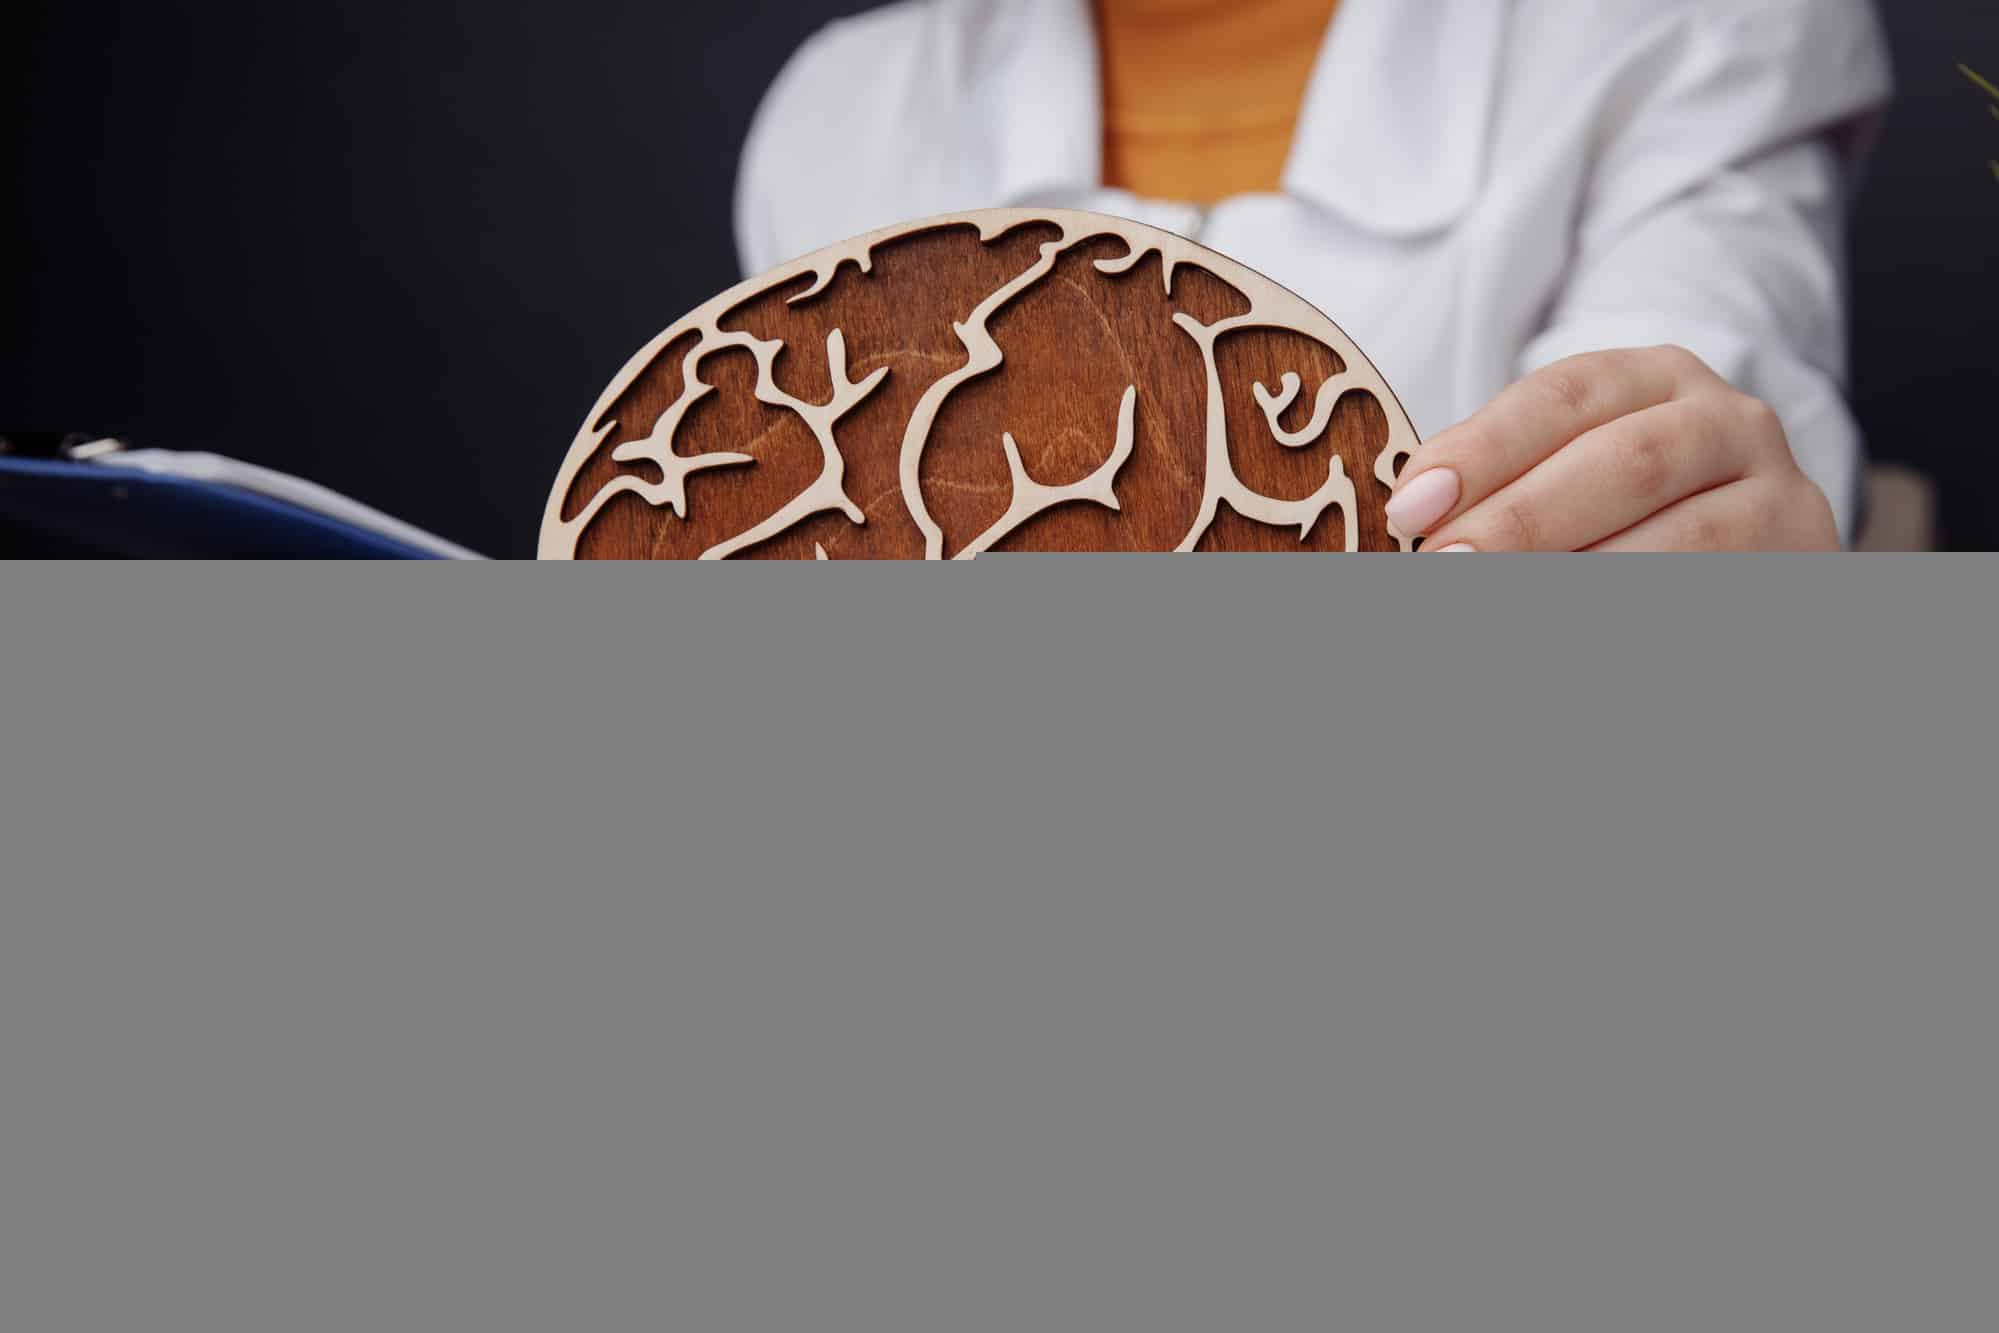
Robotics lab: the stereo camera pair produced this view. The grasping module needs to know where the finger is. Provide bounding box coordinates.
[1424,397,1749,552]
[1582,477,1815,552]
[1386,347,1702,538]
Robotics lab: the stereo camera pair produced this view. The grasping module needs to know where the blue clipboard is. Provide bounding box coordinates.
[0,450,481,560]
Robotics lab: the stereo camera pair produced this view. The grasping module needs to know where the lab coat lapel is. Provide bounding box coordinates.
[1286,0,1508,235]
[946,0,1102,208]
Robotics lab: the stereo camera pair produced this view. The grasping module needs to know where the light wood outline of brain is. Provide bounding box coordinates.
[541,209,1421,559]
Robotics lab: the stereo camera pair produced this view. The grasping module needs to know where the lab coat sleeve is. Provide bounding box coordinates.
[1517,0,1892,543]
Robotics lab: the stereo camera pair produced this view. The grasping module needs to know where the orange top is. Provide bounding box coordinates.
[1094,0,1341,205]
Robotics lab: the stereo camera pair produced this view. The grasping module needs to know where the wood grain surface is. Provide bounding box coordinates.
[541,210,1421,559]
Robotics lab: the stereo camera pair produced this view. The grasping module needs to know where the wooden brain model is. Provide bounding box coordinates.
[541,209,1421,559]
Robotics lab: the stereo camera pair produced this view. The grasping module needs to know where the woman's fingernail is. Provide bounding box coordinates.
[1385,468,1461,535]
[1434,543,1476,553]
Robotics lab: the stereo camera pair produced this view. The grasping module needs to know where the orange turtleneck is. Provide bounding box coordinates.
[1094,0,1340,205]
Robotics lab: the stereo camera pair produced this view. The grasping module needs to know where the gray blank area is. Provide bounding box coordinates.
[2,560,1995,1332]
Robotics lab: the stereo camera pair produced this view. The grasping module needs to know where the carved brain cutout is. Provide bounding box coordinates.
[540,209,1422,559]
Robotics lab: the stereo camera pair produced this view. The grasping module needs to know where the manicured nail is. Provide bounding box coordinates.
[1385,468,1461,535]
[1433,543,1476,553]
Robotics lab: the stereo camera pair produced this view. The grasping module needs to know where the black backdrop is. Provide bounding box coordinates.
[6,2,1996,555]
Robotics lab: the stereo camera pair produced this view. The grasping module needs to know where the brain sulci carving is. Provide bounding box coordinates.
[540,209,1422,559]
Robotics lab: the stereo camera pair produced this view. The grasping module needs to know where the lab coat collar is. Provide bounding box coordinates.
[942,0,1103,209]
[947,0,1506,236]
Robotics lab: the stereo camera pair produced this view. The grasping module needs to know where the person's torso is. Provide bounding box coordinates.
[739,0,1775,438]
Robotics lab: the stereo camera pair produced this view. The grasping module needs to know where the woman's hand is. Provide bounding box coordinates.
[1384,346,1840,551]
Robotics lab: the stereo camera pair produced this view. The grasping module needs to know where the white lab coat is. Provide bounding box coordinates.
[735,0,1892,540]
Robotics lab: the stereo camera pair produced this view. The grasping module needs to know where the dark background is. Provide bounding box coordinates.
[6,1,1996,556]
